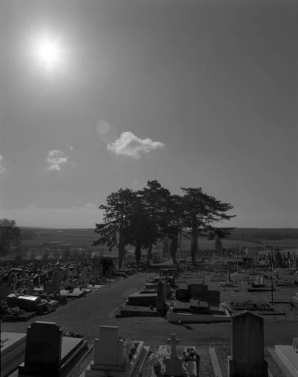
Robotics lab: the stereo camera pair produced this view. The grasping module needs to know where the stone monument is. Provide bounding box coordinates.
[228,311,268,377]
[163,334,186,377]
[156,281,165,313]
[18,321,88,377]
[84,325,145,377]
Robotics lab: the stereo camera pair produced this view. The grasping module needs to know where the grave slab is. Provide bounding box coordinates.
[275,345,298,377]
[1,332,27,377]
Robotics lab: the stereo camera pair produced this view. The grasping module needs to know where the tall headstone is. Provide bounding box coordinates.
[85,325,145,377]
[19,321,62,376]
[52,270,61,292]
[156,281,165,312]
[164,275,169,298]
[94,326,126,366]
[228,311,268,377]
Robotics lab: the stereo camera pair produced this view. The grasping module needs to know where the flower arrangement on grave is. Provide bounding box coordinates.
[182,348,199,363]
[123,338,138,360]
[149,353,162,375]
[7,306,22,318]
[64,331,83,338]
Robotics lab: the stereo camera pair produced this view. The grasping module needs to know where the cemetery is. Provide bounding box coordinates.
[1,310,298,377]
[1,247,298,377]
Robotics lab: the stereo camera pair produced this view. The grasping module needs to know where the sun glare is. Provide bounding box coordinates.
[31,33,64,72]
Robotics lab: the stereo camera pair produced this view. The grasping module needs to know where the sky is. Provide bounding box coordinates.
[0,0,297,229]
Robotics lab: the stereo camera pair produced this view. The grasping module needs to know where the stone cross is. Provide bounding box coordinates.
[167,334,180,359]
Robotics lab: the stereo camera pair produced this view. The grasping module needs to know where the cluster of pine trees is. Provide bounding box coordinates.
[93,180,235,267]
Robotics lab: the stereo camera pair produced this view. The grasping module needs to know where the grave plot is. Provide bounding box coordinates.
[152,333,199,377]
[1,332,27,377]
[117,275,172,318]
[226,298,285,316]
[167,281,231,324]
[81,325,150,377]
[18,321,89,377]
[268,337,298,377]
[3,294,49,322]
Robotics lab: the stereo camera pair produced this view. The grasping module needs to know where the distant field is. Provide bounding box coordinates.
[20,227,298,253]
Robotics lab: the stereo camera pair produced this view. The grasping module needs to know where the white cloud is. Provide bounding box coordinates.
[0,155,6,173]
[84,203,97,209]
[107,132,165,159]
[46,150,69,171]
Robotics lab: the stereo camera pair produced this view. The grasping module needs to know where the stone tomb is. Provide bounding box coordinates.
[18,321,88,377]
[83,325,147,377]
[228,311,268,377]
[126,293,157,307]
[1,332,27,377]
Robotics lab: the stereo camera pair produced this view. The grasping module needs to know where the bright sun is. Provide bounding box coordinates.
[31,33,64,72]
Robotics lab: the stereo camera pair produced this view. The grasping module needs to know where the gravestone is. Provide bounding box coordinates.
[19,321,88,377]
[164,275,169,298]
[44,280,53,294]
[52,270,62,292]
[19,321,62,376]
[156,281,165,312]
[84,325,145,377]
[94,326,126,366]
[79,268,87,287]
[228,311,268,377]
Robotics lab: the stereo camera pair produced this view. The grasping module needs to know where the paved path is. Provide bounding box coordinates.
[2,272,297,347]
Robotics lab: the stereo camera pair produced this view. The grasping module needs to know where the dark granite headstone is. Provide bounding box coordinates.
[24,321,62,368]
[19,321,88,377]
[228,311,268,377]
[156,281,165,312]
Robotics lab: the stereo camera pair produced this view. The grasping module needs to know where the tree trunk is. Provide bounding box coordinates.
[170,236,178,266]
[190,216,198,265]
[118,231,125,269]
[162,238,169,258]
[215,236,223,253]
[135,243,141,265]
[146,244,152,266]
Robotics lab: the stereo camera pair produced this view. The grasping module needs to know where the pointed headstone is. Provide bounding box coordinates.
[228,311,268,377]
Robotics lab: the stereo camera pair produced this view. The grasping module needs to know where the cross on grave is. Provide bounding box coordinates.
[167,334,180,359]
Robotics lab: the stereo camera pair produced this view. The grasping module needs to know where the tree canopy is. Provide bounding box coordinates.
[0,219,21,256]
[93,181,235,266]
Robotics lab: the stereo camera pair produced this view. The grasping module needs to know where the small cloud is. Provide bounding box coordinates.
[27,204,36,209]
[84,203,97,209]
[107,132,165,159]
[46,150,70,171]
[0,155,6,173]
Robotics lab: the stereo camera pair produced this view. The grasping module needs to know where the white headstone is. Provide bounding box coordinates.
[94,326,124,366]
